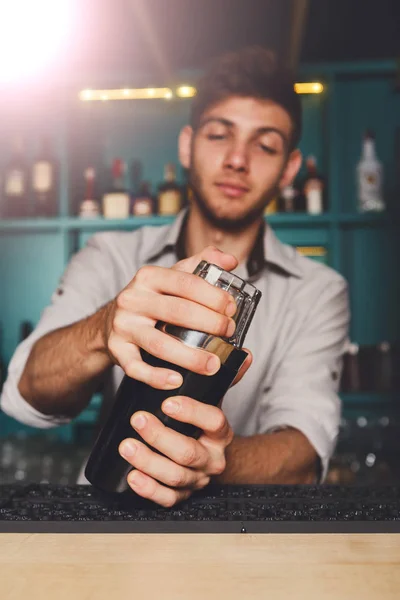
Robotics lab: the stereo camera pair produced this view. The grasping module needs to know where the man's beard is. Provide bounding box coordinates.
[188,165,279,233]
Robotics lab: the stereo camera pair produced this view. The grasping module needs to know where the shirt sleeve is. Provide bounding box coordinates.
[0,234,118,429]
[257,280,350,482]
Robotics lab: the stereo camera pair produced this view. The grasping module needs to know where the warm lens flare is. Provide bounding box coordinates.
[176,85,197,98]
[294,82,324,94]
[78,88,174,101]
[0,0,73,83]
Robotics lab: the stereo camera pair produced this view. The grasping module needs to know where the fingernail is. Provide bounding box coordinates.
[207,355,220,374]
[226,319,236,338]
[166,372,182,388]
[129,471,145,487]
[121,440,137,458]
[132,413,147,430]
[225,301,237,317]
[163,399,180,414]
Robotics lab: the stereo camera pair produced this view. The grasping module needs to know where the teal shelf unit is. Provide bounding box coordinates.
[0,59,399,438]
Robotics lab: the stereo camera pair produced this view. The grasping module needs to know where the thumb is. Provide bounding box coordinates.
[173,245,238,275]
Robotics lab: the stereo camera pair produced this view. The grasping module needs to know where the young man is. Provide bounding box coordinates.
[1,47,349,507]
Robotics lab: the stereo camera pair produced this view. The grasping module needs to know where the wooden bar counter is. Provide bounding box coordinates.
[1,533,400,600]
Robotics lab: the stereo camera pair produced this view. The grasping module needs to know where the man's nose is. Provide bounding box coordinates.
[223,142,249,172]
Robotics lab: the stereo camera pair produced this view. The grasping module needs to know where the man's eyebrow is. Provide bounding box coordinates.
[198,118,288,146]
[198,117,233,128]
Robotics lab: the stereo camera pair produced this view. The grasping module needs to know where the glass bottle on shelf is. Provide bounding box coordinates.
[102,158,130,219]
[31,136,58,217]
[130,159,142,210]
[357,130,385,212]
[279,184,298,213]
[157,163,182,215]
[1,135,29,218]
[132,182,154,216]
[340,341,361,393]
[374,341,393,393]
[79,168,101,218]
[302,155,325,214]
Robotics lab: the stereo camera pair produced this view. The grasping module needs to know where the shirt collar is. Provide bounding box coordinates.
[144,208,302,279]
[263,222,303,279]
[144,209,189,263]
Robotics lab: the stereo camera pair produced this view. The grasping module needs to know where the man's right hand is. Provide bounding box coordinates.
[102,246,240,390]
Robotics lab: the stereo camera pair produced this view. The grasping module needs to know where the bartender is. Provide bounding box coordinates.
[1,46,349,507]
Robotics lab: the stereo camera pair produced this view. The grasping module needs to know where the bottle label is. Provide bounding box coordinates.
[158,190,181,215]
[304,179,323,214]
[358,165,384,211]
[5,170,24,196]
[306,189,323,214]
[79,199,101,218]
[133,198,152,216]
[102,192,130,219]
[33,161,52,192]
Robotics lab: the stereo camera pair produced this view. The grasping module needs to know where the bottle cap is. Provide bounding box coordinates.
[378,341,390,353]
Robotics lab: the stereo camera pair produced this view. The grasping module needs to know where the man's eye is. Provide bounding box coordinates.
[260,144,278,155]
[207,133,226,140]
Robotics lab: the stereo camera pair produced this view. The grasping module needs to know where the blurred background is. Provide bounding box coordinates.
[0,0,399,486]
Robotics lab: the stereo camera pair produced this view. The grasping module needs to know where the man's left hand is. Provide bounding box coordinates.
[118,396,235,507]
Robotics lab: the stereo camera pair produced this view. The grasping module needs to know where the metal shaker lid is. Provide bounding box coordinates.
[193,261,262,348]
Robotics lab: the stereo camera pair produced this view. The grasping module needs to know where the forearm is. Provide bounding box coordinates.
[214,428,318,485]
[18,303,113,418]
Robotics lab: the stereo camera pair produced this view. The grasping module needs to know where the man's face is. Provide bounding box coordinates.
[180,95,301,231]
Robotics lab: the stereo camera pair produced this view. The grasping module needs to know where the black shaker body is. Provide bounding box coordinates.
[85,346,247,495]
[84,260,261,500]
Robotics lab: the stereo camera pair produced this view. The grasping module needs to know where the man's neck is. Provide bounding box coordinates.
[185,204,263,265]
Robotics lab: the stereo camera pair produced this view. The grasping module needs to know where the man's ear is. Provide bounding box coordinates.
[279,149,302,189]
[178,125,194,169]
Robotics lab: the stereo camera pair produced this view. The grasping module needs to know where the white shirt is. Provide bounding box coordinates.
[0,210,350,481]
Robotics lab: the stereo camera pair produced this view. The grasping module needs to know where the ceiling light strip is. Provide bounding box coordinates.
[79,82,323,102]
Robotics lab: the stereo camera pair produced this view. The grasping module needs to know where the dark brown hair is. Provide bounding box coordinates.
[190,46,302,151]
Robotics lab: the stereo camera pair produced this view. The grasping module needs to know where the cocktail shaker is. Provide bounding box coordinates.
[85,261,261,497]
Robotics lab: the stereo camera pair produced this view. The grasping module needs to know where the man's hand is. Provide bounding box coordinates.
[108,244,253,507]
[119,395,234,507]
[102,246,241,390]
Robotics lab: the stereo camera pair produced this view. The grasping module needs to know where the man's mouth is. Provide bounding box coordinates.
[215,181,250,198]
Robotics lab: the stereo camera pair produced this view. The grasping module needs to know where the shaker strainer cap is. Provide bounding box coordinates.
[193,261,262,348]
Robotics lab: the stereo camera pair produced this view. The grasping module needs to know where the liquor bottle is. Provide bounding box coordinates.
[130,160,154,216]
[374,341,393,393]
[303,155,325,214]
[32,137,58,217]
[340,342,361,393]
[79,168,101,218]
[85,261,261,499]
[279,184,298,213]
[132,182,154,216]
[157,163,182,215]
[102,159,130,219]
[1,136,29,218]
[357,131,385,212]
[131,160,142,199]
